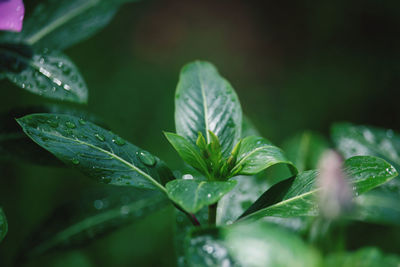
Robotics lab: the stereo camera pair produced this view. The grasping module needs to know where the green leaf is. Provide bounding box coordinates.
[166,179,236,213]
[324,247,400,267]
[20,186,168,259]
[351,190,400,226]
[238,175,297,219]
[0,208,7,243]
[0,0,139,50]
[17,113,173,192]
[331,123,400,225]
[282,131,330,172]
[185,221,320,267]
[240,156,398,221]
[0,105,105,165]
[0,44,88,103]
[331,122,400,166]
[164,132,209,176]
[175,61,242,158]
[216,174,310,233]
[230,136,297,176]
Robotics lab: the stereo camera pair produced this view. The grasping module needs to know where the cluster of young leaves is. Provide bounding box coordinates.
[0,0,139,103]
[164,61,297,214]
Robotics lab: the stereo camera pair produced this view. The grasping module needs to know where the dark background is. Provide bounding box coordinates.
[1,0,400,266]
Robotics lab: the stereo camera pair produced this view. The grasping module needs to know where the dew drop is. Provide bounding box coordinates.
[94,133,105,142]
[94,200,104,210]
[386,167,394,175]
[386,129,394,138]
[63,84,71,91]
[53,78,62,86]
[71,158,79,165]
[182,174,193,180]
[112,136,126,146]
[78,118,86,125]
[202,244,214,254]
[65,121,76,129]
[120,205,130,215]
[207,193,211,198]
[137,151,156,166]
[47,119,58,128]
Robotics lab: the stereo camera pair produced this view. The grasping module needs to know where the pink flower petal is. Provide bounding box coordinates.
[0,0,25,32]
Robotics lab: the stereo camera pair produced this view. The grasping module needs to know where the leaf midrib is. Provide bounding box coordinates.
[231,144,278,173]
[26,125,166,193]
[243,188,319,220]
[26,0,100,45]
[197,62,210,142]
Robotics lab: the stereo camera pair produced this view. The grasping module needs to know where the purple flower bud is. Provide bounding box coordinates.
[317,150,353,219]
[0,0,24,32]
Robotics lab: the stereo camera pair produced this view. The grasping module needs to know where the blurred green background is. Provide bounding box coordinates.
[1,0,400,266]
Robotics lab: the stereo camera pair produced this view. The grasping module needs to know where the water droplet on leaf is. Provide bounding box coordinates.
[182,174,193,180]
[47,119,58,128]
[94,133,105,142]
[65,121,76,129]
[77,118,86,125]
[120,205,130,215]
[203,244,214,254]
[94,200,104,210]
[112,136,125,146]
[137,151,156,166]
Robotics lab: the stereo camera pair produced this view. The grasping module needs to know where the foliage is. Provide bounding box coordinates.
[0,1,399,266]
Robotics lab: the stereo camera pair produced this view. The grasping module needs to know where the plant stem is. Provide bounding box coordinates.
[208,203,217,225]
[189,213,201,226]
[173,203,201,226]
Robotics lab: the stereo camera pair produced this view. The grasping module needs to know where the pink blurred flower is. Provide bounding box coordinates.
[318,150,353,219]
[0,0,24,32]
